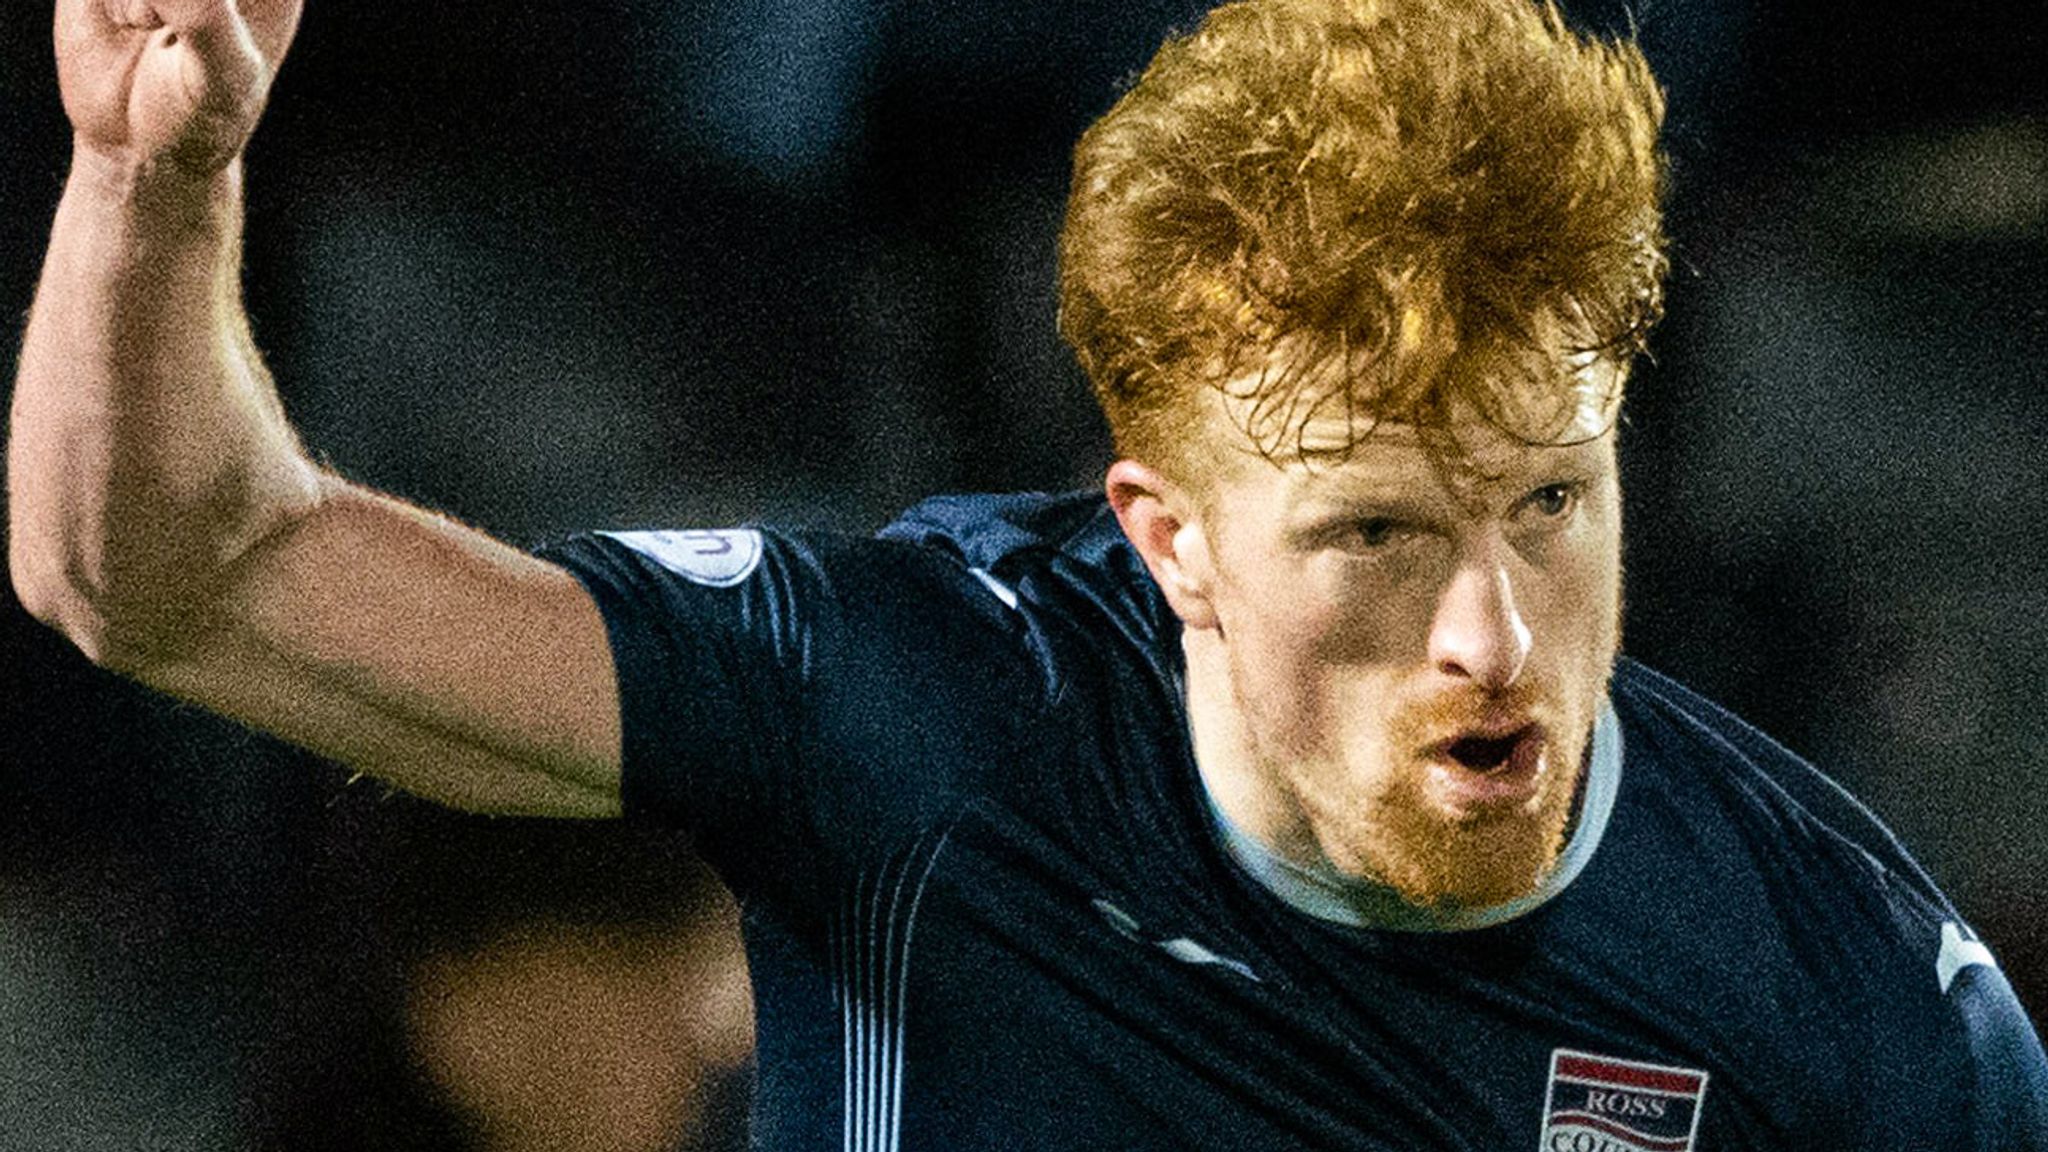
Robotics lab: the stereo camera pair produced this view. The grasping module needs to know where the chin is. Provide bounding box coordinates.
[1296,749,1579,910]
[1378,814,1570,909]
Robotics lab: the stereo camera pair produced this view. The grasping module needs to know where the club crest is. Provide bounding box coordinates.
[1539,1049,1709,1152]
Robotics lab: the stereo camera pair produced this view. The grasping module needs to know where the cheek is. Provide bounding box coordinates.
[1524,508,1623,672]
[1222,559,1397,667]
[1218,565,1413,740]
[1213,569,1330,714]
[1221,584,1330,695]
[1560,501,1622,613]
[1299,557,1441,668]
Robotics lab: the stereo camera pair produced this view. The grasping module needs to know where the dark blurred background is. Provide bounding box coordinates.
[1,0,2042,1148]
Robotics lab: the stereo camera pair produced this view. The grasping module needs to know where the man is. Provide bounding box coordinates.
[11,0,2045,1148]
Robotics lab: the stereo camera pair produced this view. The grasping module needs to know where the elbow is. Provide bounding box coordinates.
[11,523,77,638]
[8,463,332,669]
[9,526,218,674]
[10,550,125,667]
[11,558,150,673]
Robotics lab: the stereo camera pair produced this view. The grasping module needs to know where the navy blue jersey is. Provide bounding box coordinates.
[541,492,2048,1150]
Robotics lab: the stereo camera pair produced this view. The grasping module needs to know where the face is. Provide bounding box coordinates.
[1160,377,1623,909]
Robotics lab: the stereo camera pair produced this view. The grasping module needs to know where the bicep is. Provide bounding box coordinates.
[124,477,622,817]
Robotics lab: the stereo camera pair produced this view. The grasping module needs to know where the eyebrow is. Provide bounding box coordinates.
[1286,486,1456,530]
[1286,443,1604,513]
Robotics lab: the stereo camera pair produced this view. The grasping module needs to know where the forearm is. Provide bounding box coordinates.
[8,147,322,659]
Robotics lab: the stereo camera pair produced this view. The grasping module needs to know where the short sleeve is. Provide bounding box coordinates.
[538,526,1047,901]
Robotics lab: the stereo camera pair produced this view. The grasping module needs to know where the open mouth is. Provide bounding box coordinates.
[1425,722,1548,810]
[1437,724,1539,775]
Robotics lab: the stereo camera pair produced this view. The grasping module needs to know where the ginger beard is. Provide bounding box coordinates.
[1227,622,1617,909]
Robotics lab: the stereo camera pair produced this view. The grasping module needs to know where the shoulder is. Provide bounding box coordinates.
[1611,662,2048,1120]
[878,490,1177,652]
[876,490,1145,587]
[535,500,1136,864]
[875,490,1113,566]
[542,513,1027,642]
[540,490,1179,734]
[1609,659,1953,919]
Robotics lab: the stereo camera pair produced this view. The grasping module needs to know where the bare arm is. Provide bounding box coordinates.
[9,0,620,817]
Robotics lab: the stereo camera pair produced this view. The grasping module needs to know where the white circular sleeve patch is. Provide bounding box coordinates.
[602,529,765,588]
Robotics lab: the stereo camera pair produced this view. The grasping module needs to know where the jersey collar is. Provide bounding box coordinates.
[1204,700,1623,933]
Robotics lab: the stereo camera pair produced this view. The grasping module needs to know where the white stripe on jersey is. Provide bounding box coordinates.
[1938,921,1998,995]
[833,829,952,1152]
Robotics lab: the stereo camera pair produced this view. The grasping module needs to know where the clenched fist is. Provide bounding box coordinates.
[55,0,302,177]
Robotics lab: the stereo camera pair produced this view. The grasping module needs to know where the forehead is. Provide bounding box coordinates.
[1195,353,1622,506]
[1262,419,1615,514]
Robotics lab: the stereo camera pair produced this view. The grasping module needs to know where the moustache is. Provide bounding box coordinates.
[1389,683,1553,751]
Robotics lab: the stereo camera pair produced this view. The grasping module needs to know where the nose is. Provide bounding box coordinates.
[1428,553,1532,693]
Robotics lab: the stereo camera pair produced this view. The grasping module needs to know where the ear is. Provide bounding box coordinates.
[1105,460,1220,632]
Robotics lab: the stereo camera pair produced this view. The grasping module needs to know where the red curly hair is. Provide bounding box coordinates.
[1059,0,1668,474]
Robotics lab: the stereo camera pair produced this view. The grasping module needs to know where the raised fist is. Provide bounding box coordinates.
[55,0,303,177]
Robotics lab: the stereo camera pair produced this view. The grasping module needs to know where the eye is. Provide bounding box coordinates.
[1355,518,1399,547]
[1525,481,1582,521]
[1331,517,1407,552]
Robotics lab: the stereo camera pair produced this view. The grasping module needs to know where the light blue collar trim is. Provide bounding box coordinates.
[1207,700,1623,933]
